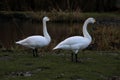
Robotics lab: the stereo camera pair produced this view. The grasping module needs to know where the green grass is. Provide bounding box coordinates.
[0,50,120,80]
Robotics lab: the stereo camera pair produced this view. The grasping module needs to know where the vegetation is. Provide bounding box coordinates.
[0,11,120,51]
[0,50,120,80]
[0,1,119,80]
[0,11,120,22]
[0,0,118,12]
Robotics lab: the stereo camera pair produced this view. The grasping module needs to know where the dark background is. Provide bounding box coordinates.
[0,0,119,12]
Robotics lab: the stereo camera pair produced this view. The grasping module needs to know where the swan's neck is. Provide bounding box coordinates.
[83,20,92,41]
[43,21,51,42]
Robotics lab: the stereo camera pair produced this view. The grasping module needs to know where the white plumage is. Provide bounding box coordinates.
[53,17,96,62]
[16,16,51,57]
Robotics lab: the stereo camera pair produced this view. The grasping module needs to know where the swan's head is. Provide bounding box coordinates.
[87,17,96,24]
[43,16,50,22]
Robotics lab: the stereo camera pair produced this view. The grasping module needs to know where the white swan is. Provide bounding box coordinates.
[53,17,96,62]
[16,16,51,57]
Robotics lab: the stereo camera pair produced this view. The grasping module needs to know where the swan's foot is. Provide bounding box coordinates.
[33,49,36,57]
[75,54,78,62]
[71,53,73,62]
[77,59,82,63]
[33,49,39,57]
[75,54,82,63]
[35,48,39,57]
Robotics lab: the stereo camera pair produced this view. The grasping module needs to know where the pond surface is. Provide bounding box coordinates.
[0,18,120,50]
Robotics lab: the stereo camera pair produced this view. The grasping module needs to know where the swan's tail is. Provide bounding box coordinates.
[53,42,66,50]
[53,44,62,50]
[53,44,61,50]
[16,41,21,44]
[53,46,58,50]
[15,40,24,45]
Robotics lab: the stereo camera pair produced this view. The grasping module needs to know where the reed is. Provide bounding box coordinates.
[92,25,120,51]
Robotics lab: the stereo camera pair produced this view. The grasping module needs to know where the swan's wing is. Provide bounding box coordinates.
[59,36,88,45]
[53,36,90,50]
[16,36,49,48]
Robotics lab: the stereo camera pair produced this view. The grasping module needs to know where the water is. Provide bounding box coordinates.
[0,19,84,49]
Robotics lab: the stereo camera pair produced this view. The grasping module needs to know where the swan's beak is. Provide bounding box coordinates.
[47,18,50,21]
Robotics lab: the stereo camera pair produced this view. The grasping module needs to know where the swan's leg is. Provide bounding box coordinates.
[33,49,36,57]
[35,48,38,57]
[71,53,74,62]
[75,54,78,62]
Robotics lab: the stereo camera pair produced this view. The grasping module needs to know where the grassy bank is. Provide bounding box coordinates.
[0,50,120,80]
